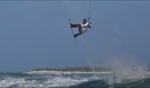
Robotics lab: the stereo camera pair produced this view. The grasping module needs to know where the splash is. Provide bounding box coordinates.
[109,57,148,84]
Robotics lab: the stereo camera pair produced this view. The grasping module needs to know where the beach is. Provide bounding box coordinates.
[27,70,112,75]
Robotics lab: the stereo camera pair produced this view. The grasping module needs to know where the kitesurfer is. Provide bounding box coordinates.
[70,19,91,38]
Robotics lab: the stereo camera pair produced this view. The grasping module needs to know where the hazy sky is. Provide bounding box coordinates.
[0,1,150,72]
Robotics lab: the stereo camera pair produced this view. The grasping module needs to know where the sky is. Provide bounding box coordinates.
[0,1,150,72]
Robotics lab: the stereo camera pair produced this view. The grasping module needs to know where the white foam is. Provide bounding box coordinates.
[44,76,88,87]
[0,77,26,87]
[0,77,41,88]
[0,75,93,88]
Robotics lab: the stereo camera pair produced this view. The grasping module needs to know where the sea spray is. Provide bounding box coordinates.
[109,57,147,84]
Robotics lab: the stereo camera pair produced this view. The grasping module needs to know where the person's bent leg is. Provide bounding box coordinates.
[74,32,82,38]
[71,24,81,28]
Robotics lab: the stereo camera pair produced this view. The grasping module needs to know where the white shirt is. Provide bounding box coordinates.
[79,22,89,34]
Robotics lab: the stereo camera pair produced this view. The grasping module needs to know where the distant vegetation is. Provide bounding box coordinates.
[32,66,112,72]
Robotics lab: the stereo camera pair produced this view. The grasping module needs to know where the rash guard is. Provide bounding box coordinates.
[79,22,89,34]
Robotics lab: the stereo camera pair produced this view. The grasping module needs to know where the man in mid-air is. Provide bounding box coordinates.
[70,19,91,38]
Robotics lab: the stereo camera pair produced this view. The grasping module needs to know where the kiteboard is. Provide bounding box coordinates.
[69,19,77,43]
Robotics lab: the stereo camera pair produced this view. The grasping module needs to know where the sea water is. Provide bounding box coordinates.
[0,72,150,88]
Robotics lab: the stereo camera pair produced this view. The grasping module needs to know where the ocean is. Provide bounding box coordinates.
[0,72,150,88]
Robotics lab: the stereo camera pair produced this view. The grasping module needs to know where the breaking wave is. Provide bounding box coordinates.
[0,72,149,88]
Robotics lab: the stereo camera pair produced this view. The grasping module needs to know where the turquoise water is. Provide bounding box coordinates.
[0,72,149,88]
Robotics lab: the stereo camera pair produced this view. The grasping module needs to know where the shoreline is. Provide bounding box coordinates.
[26,70,112,75]
[26,70,150,76]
